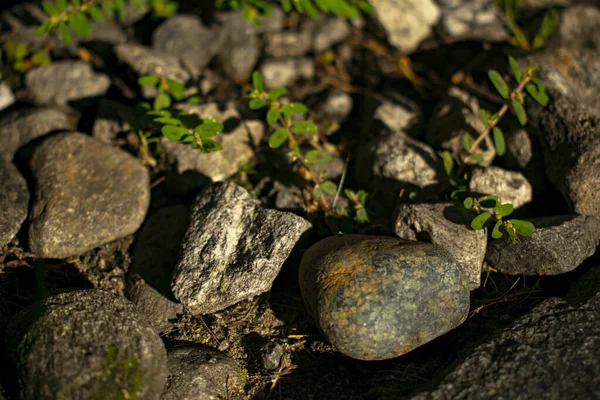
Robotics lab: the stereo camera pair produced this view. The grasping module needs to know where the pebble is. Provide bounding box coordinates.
[468,166,532,209]
[0,160,29,248]
[260,58,315,90]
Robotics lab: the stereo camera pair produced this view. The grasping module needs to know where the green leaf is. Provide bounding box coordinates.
[492,220,503,239]
[321,180,337,195]
[160,1,178,17]
[532,9,558,49]
[31,51,50,66]
[508,56,522,82]
[470,153,485,163]
[72,0,80,6]
[161,125,189,141]
[268,87,288,101]
[281,0,292,12]
[56,0,67,11]
[291,121,317,135]
[267,108,280,126]
[154,92,171,110]
[471,212,491,230]
[526,83,549,107]
[356,208,369,223]
[194,119,223,138]
[357,190,368,205]
[488,70,510,99]
[42,2,59,16]
[442,151,453,176]
[306,149,332,164]
[13,61,27,73]
[512,99,527,126]
[69,12,92,36]
[115,0,127,21]
[14,43,28,61]
[138,75,159,87]
[463,197,474,209]
[479,109,490,126]
[268,128,288,148]
[249,99,268,110]
[494,203,514,217]
[462,134,472,152]
[88,5,105,23]
[493,127,506,156]
[35,22,49,36]
[153,117,181,125]
[58,22,72,45]
[186,96,201,104]
[166,79,185,100]
[252,70,264,92]
[102,1,115,19]
[281,102,308,116]
[201,138,223,153]
[478,195,499,208]
[510,219,535,236]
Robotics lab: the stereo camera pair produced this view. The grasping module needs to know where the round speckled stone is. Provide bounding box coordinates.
[299,235,470,361]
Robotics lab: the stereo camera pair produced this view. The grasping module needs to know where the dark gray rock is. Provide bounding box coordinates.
[0,81,15,112]
[217,12,260,82]
[25,61,110,105]
[369,0,440,53]
[152,15,223,77]
[436,0,508,43]
[162,344,245,400]
[299,235,470,361]
[260,58,315,89]
[28,132,150,258]
[6,289,168,400]
[410,292,600,399]
[0,160,29,248]
[0,107,75,161]
[92,99,130,143]
[486,214,600,276]
[172,182,312,315]
[504,127,533,169]
[313,17,351,53]
[394,203,486,289]
[260,342,285,371]
[469,166,532,209]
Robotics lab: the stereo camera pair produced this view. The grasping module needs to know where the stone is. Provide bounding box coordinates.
[172,182,312,315]
[260,58,315,90]
[394,203,486,289]
[0,81,15,111]
[318,89,353,122]
[374,98,419,134]
[356,130,443,208]
[152,15,223,77]
[6,289,167,400]
[161,103,264,193]
[409,292,600,399]
[504,127,532,170]
[217,12,260,82]
[264,24,313,58]
[436,0,508,43]
[0,107,75,161]
[299,235,470,361]
[92,99,130,143]
[485,214,600,276]
[260,342,285,371]
[468,166,533,209]
[28,132,150,258]
[313,17,351,53]
[25,61,110,105]
[162,344,245,400]
[370,0,440,54]
[0,160,29,248]
[256,6,285,33]
[127,205,189,334]
[115,44,191,97]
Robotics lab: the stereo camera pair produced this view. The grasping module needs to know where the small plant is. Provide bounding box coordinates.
[463,195,534,242]
[495,0,558,50]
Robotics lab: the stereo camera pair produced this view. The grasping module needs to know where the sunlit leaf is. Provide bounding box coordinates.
[268,128,288,148]
[493,127,506,156]
[306,149,331,164]
[442,151,453,176]
[161,125,189,141]
[321,180,337,195]
[494,203,513,217]
[471,212,491,230]
[488,70,510,99]
[508,56,522,82]
[492,220,503,239]
[154,92,171,110]
[291,121,317,135]
[463,197,474,209]
[252,70,264,92]
[138,75,159,87]
[512,99,527,126]
[267,108,280,126]
[249,99,268,110]
[59,22,72,45]
[510,219,535,236]
[268,87,287,101]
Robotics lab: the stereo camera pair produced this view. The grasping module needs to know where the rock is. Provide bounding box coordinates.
[161,103,264,194]
[436,0,508,42]
[0,81,15,111]
[356,130,443,208]
[0,107,75,161]
[217,12,260,82]
[504,127,533,169]
[28,132,150,258]
[260,342,285,371]
[25,61,111,105]
[270,181,304,211]
[260,58,315,90]
[299,235,469,360]
[485,214,600,276]
[6,289,167,400]
[370,0,440,54]
[373,97,420,134]
[162,344,245,400]
[313,17,351,53]
[0,161,29,248]
[152,15,223,77]
[127,205,189,334]
[256,6,285,33]
[115,44,191,97]
[394,203,486,289]
[172,182,312,315]
[468,166,533,209]
[92,99,130,143]
[318,89,353,122]
[264,23,313,57]
[409,292,600,400]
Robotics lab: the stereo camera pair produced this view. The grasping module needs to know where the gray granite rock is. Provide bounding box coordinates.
[260,342,285,371]
[92,99,130,143]
[217,12,260,82]
[370,0,440,54]
[318,89,353,122]
[410,291,600,399]
[374,98,420,134]
[394,203,486,289]
[469,166,532,209]
[172,182,312,315]
[28,132,150,258]
[486,214,600,276]
[264,23,313,57]
[152,15,223,77]
[162,344,245,400]
[0,107,75,161]
[299,235,469,360]
[0,81,15,112]
[313,17,351,53]
[504,127,532,169]
[260,58,315,89]
[6,289,168,400]
[436,0,508,42]
[0,160,29,248]
[25,61,110,105]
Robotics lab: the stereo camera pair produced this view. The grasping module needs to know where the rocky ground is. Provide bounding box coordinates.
[1,0,599,399]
